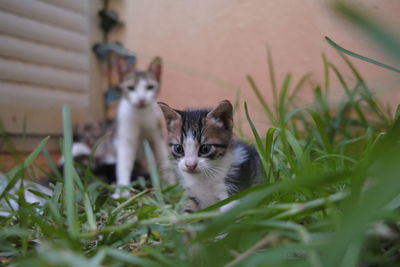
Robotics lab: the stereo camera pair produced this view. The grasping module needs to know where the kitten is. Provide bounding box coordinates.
[159,100,262,212]
[75,122,105,148]
[114,57,174,197]
[74,122,115,165]
[59,122,114,167]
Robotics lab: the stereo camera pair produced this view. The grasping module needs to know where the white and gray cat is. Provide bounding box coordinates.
[159,100,262,212]
[59,57,173,195]
[113,57,174,197]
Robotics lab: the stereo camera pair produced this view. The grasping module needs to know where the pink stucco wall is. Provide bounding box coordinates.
[112,0,400,134]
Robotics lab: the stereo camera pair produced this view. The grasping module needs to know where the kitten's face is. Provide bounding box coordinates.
[159,101,233,175]
[120,57,162,108]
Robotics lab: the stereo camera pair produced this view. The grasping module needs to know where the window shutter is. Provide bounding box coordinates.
[0,0,101,143]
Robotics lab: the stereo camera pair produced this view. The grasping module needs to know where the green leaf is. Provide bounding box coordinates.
[307,109,332,153]
[62,105,78,236]
[144,140,164,204]
[101,248,156,266]
[322,52,330,91]
[285,130,308,168]
[83,193,97,231]
[0,136,50,200]
[325,36,400,73]
[244,102,269,178]
[246,75,275,123]
[278,73,292,120]
[266,46,278,106]
[288,73,312,105]
[41,148,62,180]
[332,1,400,63]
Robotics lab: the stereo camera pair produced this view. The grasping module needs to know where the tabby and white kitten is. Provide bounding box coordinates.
[74,122,115,165]
[58,122,112,172]
[114,57,174,197]
[159,100,262,212]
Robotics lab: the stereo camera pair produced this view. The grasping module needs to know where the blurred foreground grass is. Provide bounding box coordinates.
[1,1,400,266]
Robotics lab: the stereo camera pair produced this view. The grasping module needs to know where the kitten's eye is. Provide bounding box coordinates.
[127,85,135,91]
[146,84,154,90]
[199,144,212,156]
[172,144,184,155]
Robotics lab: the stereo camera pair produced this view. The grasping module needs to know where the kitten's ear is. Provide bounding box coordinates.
[148,57,162,83]
[158,102,181,130]
[206,100,233,129]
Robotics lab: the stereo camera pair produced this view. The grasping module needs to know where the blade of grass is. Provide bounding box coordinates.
[225,233,279,267]
[307,109,333,153]
[352,102,367,126]
[358,83,390,125]
[0,119,22,164]
[332,1,400,62]
[98,248,156,266]
[0,136,49,200]
[285,130,308,168]
[62,106,78,236]
[322,52,330,92]
[338,50,365,83]
[51,182,63,203]
[287,73,312,105]
[325,37,400,73]
[238,221,322,267]
[112,189,149,214]
[46,201,64,226]
[83,193,96,231]
[244,102,269,178]
[265,127,277,183]
[246,75,275,123]
[278,74,292,120]
[328,62,352,98]
[143,140,164,204]
[313,86,330,122]
[395,104,400,121]
[266,46,278,106]
[41,148,62,179]
[323,118,400,267]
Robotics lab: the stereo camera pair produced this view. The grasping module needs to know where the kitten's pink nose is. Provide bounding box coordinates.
[185,163,198,172]
[138,98,146,107]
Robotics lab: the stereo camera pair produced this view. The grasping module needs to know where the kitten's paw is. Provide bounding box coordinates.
[161,170,177,185]
[214,232,228,241]
[183,196,200,214]
[182,209,195,215]
[111,192,121,199]
[111,188,131,199]
[219,200,239,213]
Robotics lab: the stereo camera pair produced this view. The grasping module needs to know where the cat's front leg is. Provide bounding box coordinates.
[113,134,138,198]
[184,196,200,214]
[217,191,238,212]
[219,200,239,213]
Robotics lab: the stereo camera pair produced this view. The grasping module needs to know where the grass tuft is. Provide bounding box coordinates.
[1,2,399,265]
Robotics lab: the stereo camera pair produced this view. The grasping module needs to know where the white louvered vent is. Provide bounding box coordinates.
[0,0,95,136]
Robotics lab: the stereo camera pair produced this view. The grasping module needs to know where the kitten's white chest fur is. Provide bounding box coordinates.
[180,170,229,209]
[179,147,246,209]
[117,99,161,136]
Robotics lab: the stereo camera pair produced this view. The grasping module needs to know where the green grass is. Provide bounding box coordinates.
[1,60,399,267]
[1,2,400,266]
